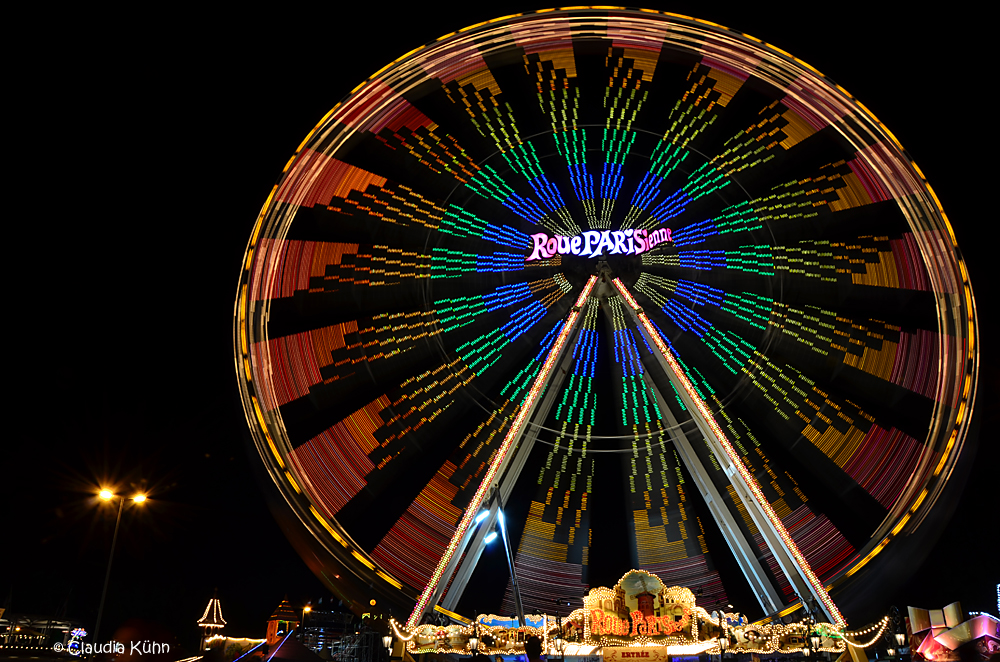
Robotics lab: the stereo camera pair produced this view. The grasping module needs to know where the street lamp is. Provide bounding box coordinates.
[383,634,393,659]
[886,606,906,659]
[552,600,569,661]
[553,636,567,659]
[468,615,480,655]
[809,615,821,653]
[94,489,147,643]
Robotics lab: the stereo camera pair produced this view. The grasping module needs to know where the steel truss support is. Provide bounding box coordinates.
[612,277,845,626]
[439,312,587,615]
[640,370,784,614]
[406,276,599,628]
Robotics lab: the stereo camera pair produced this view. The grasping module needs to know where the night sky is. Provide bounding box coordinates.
[5,4,994,655]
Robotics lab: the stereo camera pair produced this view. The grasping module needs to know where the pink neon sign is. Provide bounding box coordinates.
[526,228,672,261]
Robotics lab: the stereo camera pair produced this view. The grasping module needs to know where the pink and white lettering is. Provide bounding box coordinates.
[527,228,672,261]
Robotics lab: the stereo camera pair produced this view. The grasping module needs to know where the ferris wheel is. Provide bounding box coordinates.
[233,8,977,629]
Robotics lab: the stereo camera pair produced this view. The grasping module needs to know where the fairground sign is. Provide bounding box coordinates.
[527,228,672,261]
[583,570,697,645]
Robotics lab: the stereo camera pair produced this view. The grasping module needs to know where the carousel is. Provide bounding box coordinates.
[388,571,998,660]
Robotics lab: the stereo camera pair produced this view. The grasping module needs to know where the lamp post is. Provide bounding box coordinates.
[553,635,567,660]
[301,605,312,648]
[891,606,906,653]
[93,489,147,643]
[552,598,571,661]
[806,614,819,659]
[884,606,907,661]
[468,614,480,658]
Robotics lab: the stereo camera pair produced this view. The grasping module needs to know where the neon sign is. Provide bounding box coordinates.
[589,607,691,637]
[527,228,672,261]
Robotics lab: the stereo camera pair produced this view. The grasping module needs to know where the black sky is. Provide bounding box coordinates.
[5,3,995,653]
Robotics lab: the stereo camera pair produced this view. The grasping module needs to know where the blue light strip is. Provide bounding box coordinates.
[500,320,565,405]
[444,205,532,250]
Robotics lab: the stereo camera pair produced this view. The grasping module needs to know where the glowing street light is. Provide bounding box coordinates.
[94,489,148,643]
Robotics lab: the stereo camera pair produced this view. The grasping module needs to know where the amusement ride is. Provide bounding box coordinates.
[232,8,980,659]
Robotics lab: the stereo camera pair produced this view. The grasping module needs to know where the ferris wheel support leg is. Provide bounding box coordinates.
[612,278,845,626]
[641,371,784,615]
[406,276,600,629]
[440,318,586,613]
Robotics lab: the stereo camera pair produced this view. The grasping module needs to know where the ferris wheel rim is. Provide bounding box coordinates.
[233,7,978,622]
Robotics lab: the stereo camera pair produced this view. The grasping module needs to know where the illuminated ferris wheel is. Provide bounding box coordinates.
[233,9,977,629]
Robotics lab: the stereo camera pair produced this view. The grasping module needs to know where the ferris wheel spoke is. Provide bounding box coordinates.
[630,272,939,439]
[405,275,598,627]
[601,293,739,607]
[630,316,864,606]
[613,276,846,624]
[456,299,601,615]
[645,365,785,614]
[630,287,890,546]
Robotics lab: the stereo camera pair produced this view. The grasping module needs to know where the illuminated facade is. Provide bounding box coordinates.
[234,7,978,633]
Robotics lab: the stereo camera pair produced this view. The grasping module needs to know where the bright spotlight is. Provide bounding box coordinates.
[132,494,147,503]
[475,510,490,524]
[484,531,498,544]
[99,489,114,501]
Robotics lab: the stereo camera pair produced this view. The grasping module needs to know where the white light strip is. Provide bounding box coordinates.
[612,278,845,627]
[406,275,598,628]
